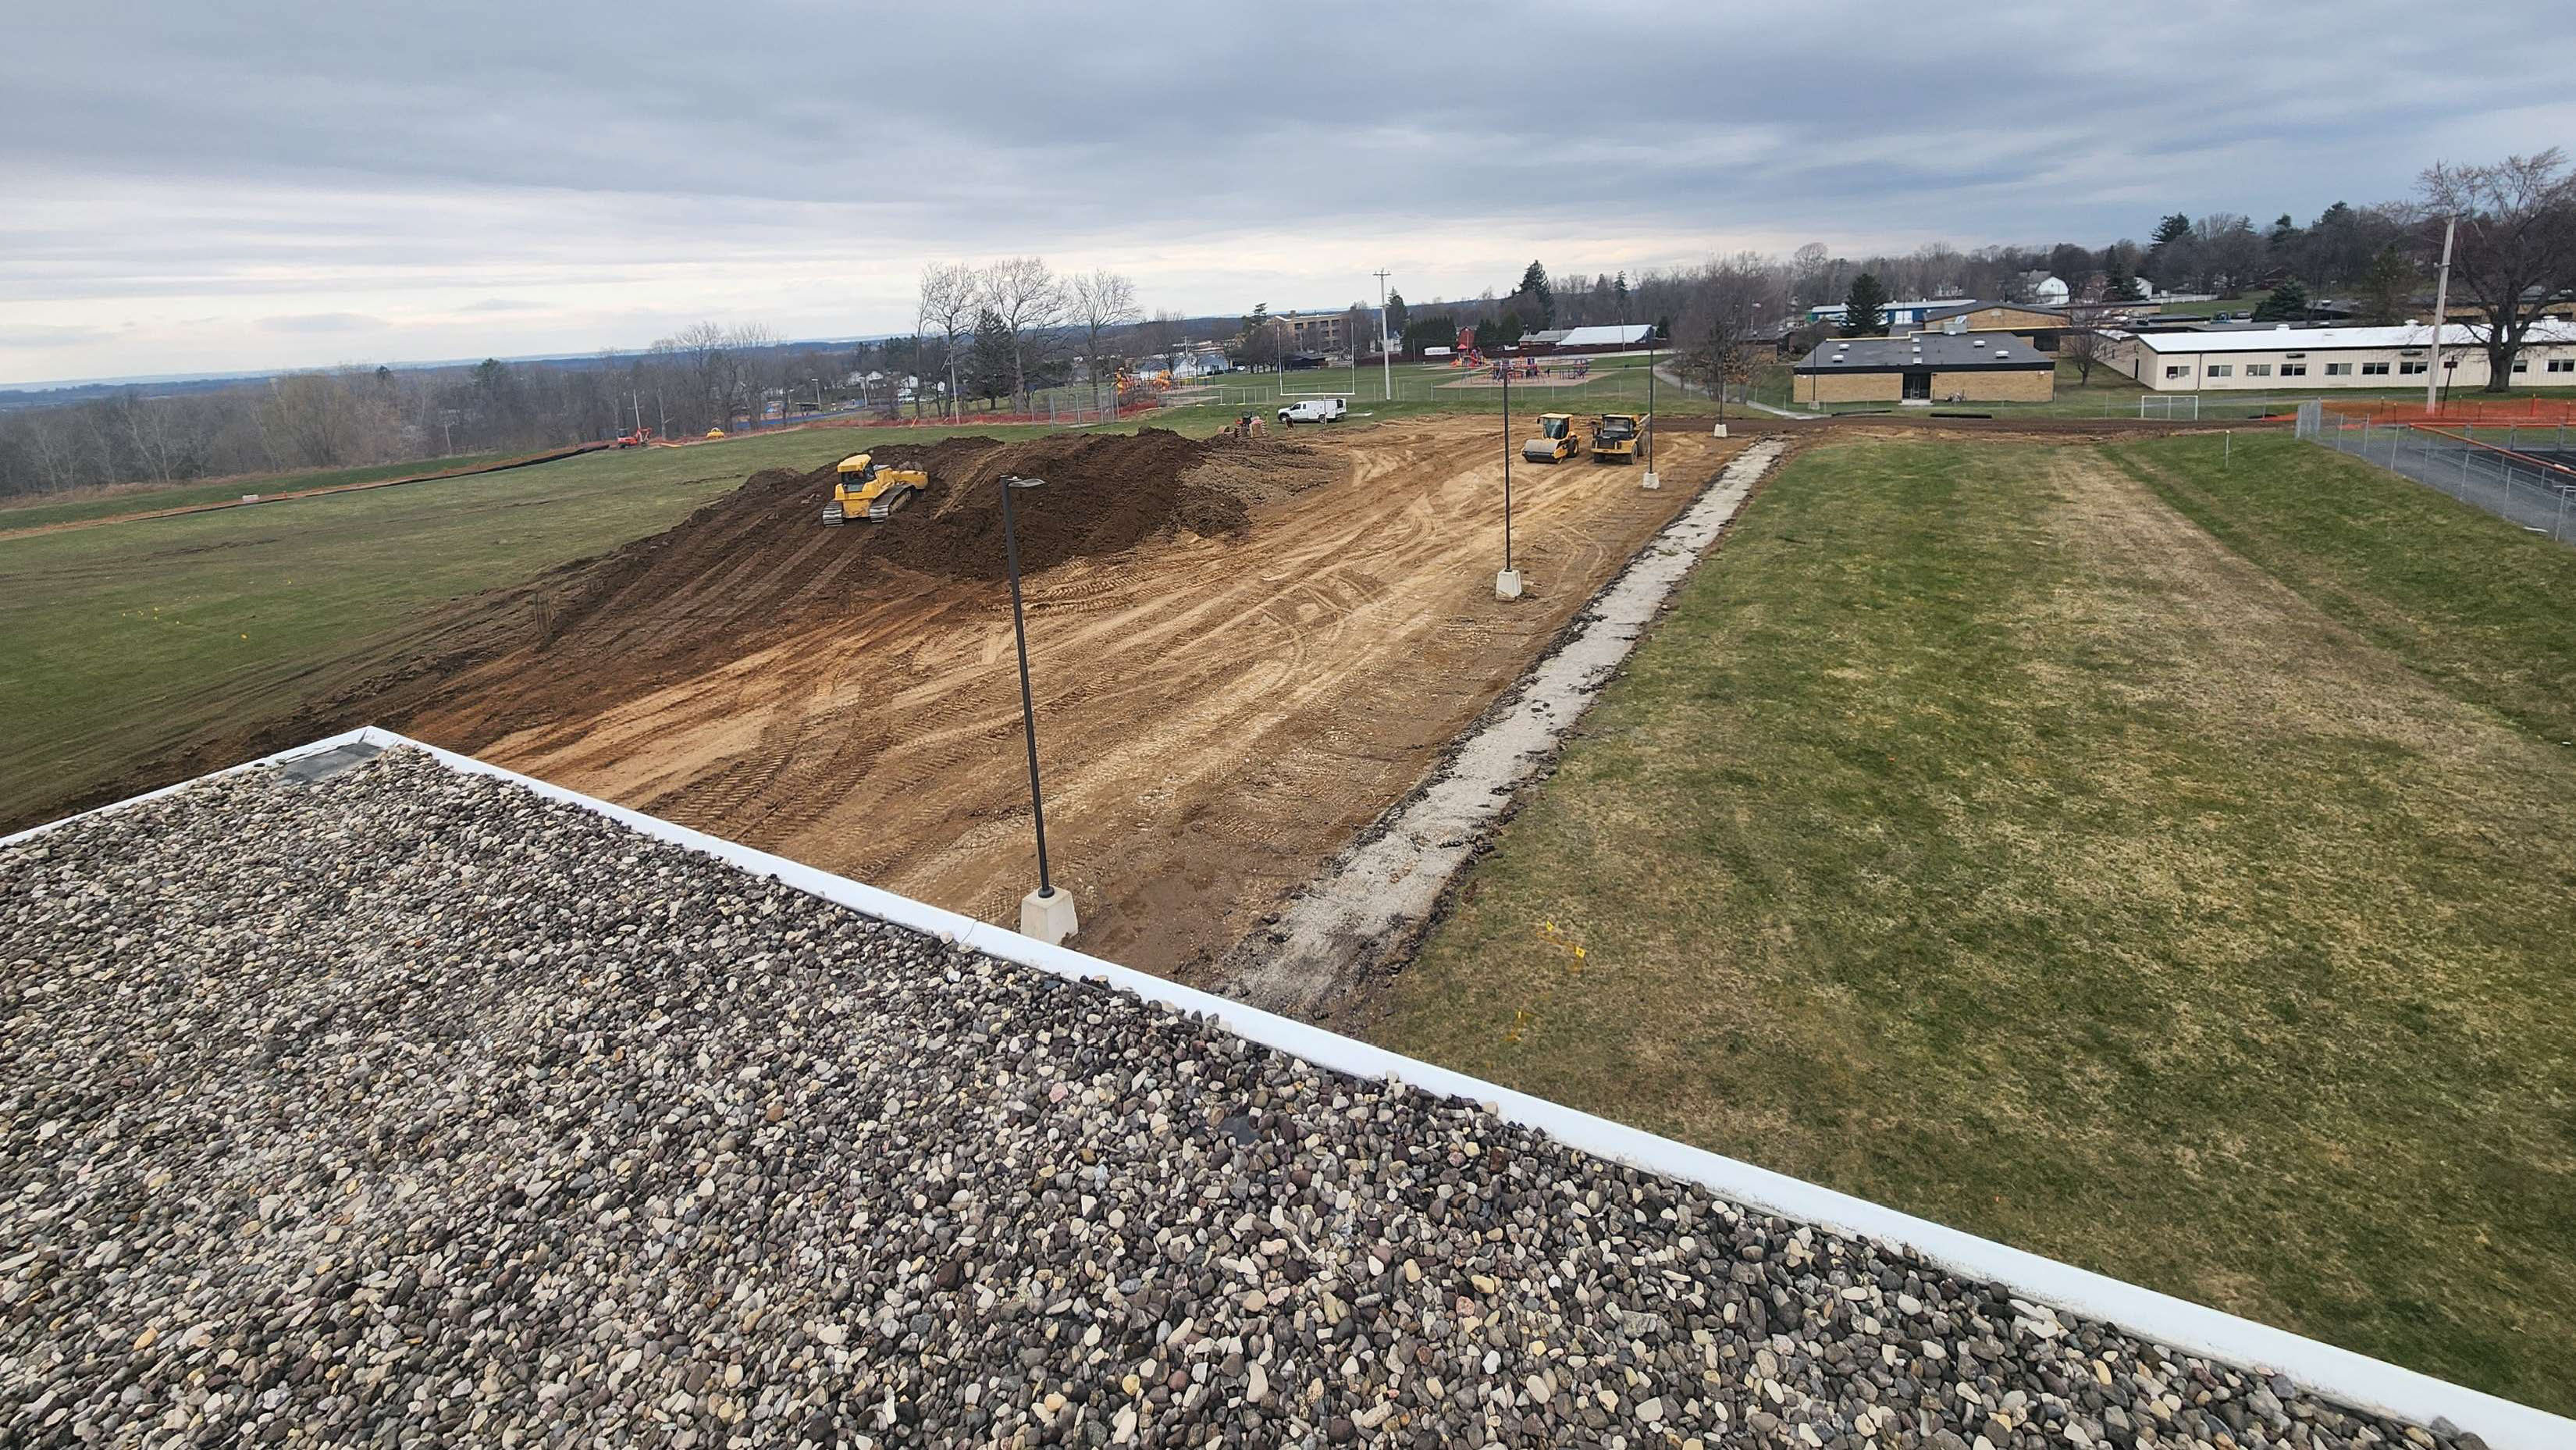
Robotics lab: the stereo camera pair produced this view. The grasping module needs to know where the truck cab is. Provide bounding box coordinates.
[1589,413,1642,463]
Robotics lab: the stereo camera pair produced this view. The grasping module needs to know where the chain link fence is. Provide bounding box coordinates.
[2297,401,2576,543]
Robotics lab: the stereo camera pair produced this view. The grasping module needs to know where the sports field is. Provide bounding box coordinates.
[1375,432,2576,1412]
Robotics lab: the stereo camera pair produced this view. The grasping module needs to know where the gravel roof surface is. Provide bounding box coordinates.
[1,750,2474,1450]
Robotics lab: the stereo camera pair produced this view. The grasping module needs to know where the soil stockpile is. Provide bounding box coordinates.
[875,429,1253,582]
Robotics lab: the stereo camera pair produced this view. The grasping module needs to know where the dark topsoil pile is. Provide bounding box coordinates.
[511,427,1330,652]
[2,430,1342,835]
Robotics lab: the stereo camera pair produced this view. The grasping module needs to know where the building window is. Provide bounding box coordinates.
[2325,362,2353,376]
[2512,358,2528,372]
[2361,362,2391,376]
[2246,364,2273,377]
[2207,364,2233,378]
[2165,365,2190,379]
[2280,363,2307,377]
[2400,361,2429,376]
[2550,358,2574,373]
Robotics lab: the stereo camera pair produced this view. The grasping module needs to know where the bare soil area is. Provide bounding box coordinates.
[406,417,1750,974]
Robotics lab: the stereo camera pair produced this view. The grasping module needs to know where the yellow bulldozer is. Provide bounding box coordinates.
[1588,413,1643,464]
[822,451,929,525]
[1521,413,1579,463]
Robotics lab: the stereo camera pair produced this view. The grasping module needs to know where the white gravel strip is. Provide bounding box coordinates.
[1224,439,1789,1019]
[0,750,2488,1450]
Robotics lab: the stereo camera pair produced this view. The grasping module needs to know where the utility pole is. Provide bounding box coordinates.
[2426,215,2456,415]
[1375,269,1393,401]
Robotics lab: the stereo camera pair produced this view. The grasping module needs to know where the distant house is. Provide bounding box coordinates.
[1793,333,2056,405]
[2030,275,2071,305]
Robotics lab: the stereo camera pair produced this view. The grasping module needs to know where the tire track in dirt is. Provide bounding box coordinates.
[407,418,1756,978]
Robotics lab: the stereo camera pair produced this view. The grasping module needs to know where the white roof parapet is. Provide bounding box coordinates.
[5,726,2570,1449]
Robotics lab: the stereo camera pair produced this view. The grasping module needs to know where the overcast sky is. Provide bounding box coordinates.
[4,0,2570,387]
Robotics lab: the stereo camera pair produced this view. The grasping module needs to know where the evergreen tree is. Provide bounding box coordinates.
[2146,212,2193,281]
[1385,291,1408,349]
[2105,258,2146,303]
[2252,278,2310,322]
[1613,271,1631,325]
[2355,246,2418,326]
[1840,273,1890,337]
[970,308,1014,408]
[1516,261,1555,329]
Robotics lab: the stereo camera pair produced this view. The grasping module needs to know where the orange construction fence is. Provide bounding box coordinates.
[2318,395,2576,426]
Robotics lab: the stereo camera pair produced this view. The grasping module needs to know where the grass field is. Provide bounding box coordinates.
[1374,433,2576,1411]
[0,421,1078,831]
[0,451,519,531]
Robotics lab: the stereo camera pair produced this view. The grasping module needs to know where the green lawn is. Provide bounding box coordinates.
[1375,433,2576,1412]
[0,421,1080,832]
[0,452,525,532]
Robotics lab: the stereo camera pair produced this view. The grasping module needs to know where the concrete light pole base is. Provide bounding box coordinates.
[1019,886,1078,946]
[1494,568,1523,600]
[1641,470,1661,490]
[1713,423,1729,438]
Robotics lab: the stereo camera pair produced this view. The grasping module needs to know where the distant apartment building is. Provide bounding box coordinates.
[1277,311,1353,354]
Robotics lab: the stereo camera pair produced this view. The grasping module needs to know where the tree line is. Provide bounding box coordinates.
[6,148,2567,500]
[1806,149,2574,392]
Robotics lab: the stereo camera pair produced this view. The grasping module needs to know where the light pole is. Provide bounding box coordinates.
[999,474,1077,945]
[1643,323,1660,490]
[1496,369,1521,599]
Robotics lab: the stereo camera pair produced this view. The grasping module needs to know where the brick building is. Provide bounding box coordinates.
[1792,333,2057,405]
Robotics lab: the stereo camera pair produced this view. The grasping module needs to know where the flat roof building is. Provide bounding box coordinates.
[1792,332,2057,405]
[2112,320,2576,391]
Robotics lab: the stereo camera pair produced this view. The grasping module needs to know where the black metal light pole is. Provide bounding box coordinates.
[1502,365,1514,572]
[1646,327,1658,484]
[998,475,1063,927]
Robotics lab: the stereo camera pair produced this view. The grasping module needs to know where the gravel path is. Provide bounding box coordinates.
[2,750,2474,1449]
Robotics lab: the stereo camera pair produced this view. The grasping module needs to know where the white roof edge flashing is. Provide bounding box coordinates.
[9,726,2568,1450]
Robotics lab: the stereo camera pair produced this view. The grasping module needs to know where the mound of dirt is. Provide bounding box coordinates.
[873,429,1254,582]
[1180,436,1346,509]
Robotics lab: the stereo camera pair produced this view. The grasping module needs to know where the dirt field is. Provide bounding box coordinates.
[401,417,1749,975]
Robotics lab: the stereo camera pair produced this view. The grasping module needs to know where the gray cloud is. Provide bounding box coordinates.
[2,0,2569,383]
[256,312,385,333]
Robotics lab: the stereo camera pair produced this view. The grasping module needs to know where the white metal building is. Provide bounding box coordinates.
[2112,320,2576,391]
[1553,323,1656,349]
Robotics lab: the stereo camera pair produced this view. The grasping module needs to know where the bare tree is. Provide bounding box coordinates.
[1138,309,1186,372]
[259,373,360,468]
[917,262,978,421]
[2058,280,2119,386]
[2418,148,2576,392]
[981,257,1069,412]
[1677,253,1787,420]
[1068,269,1140,419]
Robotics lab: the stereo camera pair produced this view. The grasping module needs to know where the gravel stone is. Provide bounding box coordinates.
[0,750,2478,1448]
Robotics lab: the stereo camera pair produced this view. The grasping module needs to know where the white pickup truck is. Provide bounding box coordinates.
[1276,397,1347,425]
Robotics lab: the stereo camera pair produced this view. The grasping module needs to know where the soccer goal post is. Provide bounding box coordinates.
[2140,394,2201,421]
